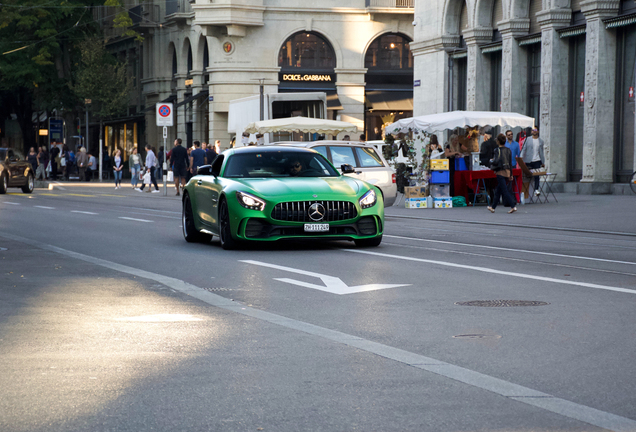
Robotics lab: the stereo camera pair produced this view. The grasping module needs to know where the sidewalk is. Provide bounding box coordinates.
[38,180,182,201]
[386,193,636,235]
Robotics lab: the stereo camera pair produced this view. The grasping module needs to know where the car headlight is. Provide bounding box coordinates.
[359,189,377,209]
[236,191,265,211]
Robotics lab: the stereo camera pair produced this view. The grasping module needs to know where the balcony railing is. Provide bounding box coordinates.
[366,0,414,7]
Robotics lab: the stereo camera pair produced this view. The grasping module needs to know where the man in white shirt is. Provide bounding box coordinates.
[520,126,545,195]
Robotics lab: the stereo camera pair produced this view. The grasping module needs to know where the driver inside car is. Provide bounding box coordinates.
[289,159,304,176]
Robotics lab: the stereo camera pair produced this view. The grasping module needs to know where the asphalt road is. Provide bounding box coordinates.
[1,185,635,432]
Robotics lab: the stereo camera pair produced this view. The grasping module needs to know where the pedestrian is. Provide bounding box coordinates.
[35,147,46,180]
[129,147,143,189]
[112,149,124,189]
[86,152,96,181]
[190,140,206,176]
[157,145,164,183]
[76,147,88,181]
[342,135,350,141]
[519,126,545,196]
[479,128,497,167]
[488,134,517,214]
[504,130,521,168]
[186,146,193,182]
[170,138,188,196]
[359,134,366,143]
[49,141,60,180]
[138,144,159,193]
[205,140,218,164]
[214,139,221,154]
[27,147,38,172]
[427,135,444,159]
[60,144,70,180]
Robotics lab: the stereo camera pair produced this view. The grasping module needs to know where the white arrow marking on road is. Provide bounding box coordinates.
[241,260,410,295]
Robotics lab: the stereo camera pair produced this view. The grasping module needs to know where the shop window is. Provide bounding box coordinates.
[364,34,413,71]
[527,43,541,127]
[278,32,335,70]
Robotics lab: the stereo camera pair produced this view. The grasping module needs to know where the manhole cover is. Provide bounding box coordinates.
[455,300,550,307]
[453,334,502,339]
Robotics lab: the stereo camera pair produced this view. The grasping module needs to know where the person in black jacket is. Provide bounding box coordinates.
[170,138,188,196]
[479,128,497,167]
[488,134,517,214]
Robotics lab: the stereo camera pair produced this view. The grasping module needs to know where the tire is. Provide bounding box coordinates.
[182,193,211,243]
[22,173,34,194]
[630,172,636,195]
[219,199,238,250]
[0,173,7,194]
[354,235,383,247]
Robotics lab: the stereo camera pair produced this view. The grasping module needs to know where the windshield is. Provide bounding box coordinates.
[223,151,340,178]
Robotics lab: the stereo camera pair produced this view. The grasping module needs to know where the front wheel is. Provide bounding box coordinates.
[219,200,238,250]
[630,172,636,194]
[354,235,382,247]
[182,193,211,243]
[22,173,34,194]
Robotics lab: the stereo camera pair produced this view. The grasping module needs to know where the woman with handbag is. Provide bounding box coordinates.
[488,134,517,214]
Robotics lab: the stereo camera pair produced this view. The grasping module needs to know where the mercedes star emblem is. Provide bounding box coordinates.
[308,203,326,221]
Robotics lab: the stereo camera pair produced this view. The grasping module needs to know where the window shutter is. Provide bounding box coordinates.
[460,1,469,33]
[529,0,543,34]
[492,0,503,29]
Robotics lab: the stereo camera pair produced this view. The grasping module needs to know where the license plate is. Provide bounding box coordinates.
[304,223,329,233]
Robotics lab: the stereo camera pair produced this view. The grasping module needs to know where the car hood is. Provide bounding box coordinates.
[234,176,366,200]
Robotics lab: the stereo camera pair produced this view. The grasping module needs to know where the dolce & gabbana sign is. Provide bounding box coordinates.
[280,73,334,82]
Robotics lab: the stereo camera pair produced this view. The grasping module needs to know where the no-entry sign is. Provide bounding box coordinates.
[156,102,173,127]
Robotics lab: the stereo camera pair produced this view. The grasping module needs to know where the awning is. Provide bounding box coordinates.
[481,43,502,54]
[142,94,177,112]
[365,91,413,111]
[244,117,358,135]
[176,90,209,108]
[605,12,636,29]
[559,25,586,38]
[326,92,344,110]
[518,35,542,46]
[386,110,535,134]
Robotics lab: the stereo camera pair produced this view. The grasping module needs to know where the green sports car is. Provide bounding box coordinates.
[181,146,384,249]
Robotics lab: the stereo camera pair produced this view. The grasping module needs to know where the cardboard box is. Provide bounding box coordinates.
[405,197,430,209]
[404,186,428,198]
[430,159,450,170]
[434,197,453,208]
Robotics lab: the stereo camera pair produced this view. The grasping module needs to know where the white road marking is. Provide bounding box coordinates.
[346,249,636,295]
[240,260,410,295]
[385,234,636,266]
[118,216,153,223]
[33,205,55,209]
[71,210,98,215]
[1,232,635,432]
[2,202,20,205]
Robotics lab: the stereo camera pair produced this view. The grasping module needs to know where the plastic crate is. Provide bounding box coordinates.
[430,159,449,170]
[430,170,450,184]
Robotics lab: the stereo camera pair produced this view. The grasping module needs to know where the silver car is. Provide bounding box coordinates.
[274,141,397,207]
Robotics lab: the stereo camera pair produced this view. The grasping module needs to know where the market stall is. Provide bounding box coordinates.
[244,116,358,136]
[385,110,535,207]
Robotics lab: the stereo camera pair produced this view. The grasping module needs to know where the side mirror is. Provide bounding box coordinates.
[341,164,356,174]
[197,165,213,176]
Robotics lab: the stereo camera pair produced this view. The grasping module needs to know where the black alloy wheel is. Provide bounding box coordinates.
[0,173,7,194]
[354,235,383,247]
[182,193,211,243]
[219,199,237,250]
[22,173,34,194]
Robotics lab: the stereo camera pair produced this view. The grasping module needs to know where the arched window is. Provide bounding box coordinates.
[203,39,209,70]
[172,51,177,77]
[364,33,413,71]
[278,32,336,70]
[187,46,193,75]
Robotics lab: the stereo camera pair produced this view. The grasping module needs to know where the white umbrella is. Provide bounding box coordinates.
[386,111,535,134]
[244,116,358,135]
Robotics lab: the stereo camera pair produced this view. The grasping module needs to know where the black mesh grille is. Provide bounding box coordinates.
[271,201,357,222]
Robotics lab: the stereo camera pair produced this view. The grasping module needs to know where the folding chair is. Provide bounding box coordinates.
[516,157,547,203]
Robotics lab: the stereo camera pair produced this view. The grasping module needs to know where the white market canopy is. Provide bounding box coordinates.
[244,116,358,135]
[386,110,535,134]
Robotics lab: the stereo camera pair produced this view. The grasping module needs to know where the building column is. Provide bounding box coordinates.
[190,72,205,143]
[464,29,493,111]
[581,0,620,185]
[537,9,571,181]
[499,20,530,113]
[335,68,366,139]
[173,73,188,143]
[411,36,457,115]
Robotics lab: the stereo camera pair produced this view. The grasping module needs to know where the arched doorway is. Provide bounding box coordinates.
[364,33,413,141]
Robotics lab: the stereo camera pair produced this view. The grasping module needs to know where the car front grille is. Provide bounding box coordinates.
[271,201,357,222]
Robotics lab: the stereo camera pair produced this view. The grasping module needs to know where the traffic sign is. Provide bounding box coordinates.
[156,102,173,127]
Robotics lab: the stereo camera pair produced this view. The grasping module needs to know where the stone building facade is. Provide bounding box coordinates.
[106,0,415,157]
[411,0,636,191]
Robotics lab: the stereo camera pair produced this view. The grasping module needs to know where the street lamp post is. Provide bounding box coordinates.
[252,78,266,121]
